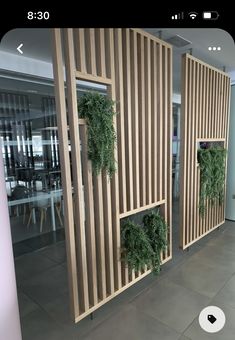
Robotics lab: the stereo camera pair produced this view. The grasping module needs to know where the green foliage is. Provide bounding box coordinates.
[198,146,227,215]
[121,211,168,274]
[143,211,168,274]
[78,92,117,177]
[121,220,154,272]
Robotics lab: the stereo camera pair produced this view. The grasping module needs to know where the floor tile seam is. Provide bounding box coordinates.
[180,293,215,336]
[129,303,186,336]
[211,272,235,301]
[18,262,66,285]
[163,276,217,300]
[169,251,235,275]
[36,251,65,265]
[15,249,60,265]
[167,276,232,300]
[19,289,70,330]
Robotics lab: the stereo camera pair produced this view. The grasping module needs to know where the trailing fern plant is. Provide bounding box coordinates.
[121,210,168,275]
[198,146,227,215]
[121,220,154,272]
[143,211,168,274]
[78,92,117,177]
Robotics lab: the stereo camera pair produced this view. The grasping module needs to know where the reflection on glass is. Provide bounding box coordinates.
[172,103,180,199]
[0,75,64,243]
[0,71,107,243]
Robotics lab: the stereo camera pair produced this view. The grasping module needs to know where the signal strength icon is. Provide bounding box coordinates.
[171,12,184,20]
[189,12,198,19]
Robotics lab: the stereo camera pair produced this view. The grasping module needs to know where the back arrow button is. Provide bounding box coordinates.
[17,43,23,54]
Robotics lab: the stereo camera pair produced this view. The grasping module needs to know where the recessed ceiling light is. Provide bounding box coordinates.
[208,47,212,51]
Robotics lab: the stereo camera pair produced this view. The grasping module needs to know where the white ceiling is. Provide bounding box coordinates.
[145,28,235,93]
[1,28,235,94]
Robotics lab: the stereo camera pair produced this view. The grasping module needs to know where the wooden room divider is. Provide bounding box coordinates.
[52,28,172,322]
[180,53,231,249]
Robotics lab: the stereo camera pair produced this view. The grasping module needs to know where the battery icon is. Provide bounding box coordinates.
[203,11,219,20]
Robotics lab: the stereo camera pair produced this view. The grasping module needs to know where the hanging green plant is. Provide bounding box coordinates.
[78,92,117,177]
[121,220,154,272]
[121,210,168,275]
[143,211,168,274]
[198,146,227,215]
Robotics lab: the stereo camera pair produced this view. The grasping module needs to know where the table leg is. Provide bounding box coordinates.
[32,207,36,224]
[50,195,56,231]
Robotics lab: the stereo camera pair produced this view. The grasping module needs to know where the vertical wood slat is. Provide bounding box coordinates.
[198,64,202,237]
[210,70,215,228]
[215,72,220,138]
[179,54,188,248]
[187,58,192,244]
[201,65,206,139]
[224,79,231,220]
[93,175,107,300]
[208,69,212,138]
[113,29,129,286]
[199,65,203,140]
[211,70,216,138]
[191,60,196,242]
[74,28,87,73]
[204,67,209,139]
[163,46,168,255]
[123,29,134,211]
[102,172,115,294]
[214,71,218,139]
[145,37,152,204]
[52,28,80,319]
[167,47,172,257]
[223,76,228,139]
[130,30,140,209]
[101,29,116,295]
[158,44,163,201]
[152,42,158,203]
[115,29,127,214]
[108,29,122,291]
[95,29,106,78]
[84,29,97,76]
[163,47,168,203]
[139,34,146,206]
[221,75,225,139]
[64,29,90,312]
[80,126,98,306]
[193,62,198,239]
[220,74,224,138]
[123,29,134,280]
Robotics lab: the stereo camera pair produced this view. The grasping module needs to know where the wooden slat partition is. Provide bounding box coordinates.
[180,54,231,249]
[52,28,172,322]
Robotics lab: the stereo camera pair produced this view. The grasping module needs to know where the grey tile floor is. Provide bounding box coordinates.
[15,206,235,340]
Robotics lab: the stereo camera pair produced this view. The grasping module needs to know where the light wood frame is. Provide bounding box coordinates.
[52,28,172,322]
[179,53,231,249]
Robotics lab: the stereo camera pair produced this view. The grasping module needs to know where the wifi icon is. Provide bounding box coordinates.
[189,12,198,19]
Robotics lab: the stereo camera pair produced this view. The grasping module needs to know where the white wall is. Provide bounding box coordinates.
[226,85,235,220]
[0,148,22,340]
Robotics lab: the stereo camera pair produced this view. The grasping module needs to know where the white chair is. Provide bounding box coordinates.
[27,195,50,232]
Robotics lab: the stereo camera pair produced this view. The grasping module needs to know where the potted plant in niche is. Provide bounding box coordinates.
[121,210,168,274]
